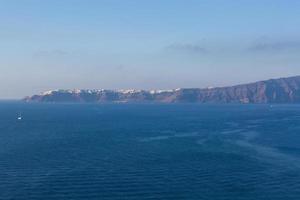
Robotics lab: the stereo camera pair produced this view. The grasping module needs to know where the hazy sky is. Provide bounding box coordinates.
[1,0,300,98]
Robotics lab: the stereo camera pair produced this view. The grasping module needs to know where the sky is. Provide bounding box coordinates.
[1,0,300,98]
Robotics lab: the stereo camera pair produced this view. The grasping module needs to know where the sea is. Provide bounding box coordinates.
[1,102,300,200]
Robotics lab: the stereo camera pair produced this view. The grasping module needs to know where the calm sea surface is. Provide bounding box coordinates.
[1,102,300,199]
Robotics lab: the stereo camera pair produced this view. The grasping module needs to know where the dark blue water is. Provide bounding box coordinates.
[1,102,300,200]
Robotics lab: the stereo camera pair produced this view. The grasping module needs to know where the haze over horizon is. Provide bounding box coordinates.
[1,0,300,98]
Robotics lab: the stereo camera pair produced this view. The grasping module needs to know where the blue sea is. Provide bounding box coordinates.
[1,102,300,200]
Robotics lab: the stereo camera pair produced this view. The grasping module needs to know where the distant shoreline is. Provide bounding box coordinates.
[24,76,300,104]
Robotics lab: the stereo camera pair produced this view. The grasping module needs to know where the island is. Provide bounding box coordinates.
[24,76,300,104]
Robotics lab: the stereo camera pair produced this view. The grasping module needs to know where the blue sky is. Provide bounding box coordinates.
[1,0,300,98]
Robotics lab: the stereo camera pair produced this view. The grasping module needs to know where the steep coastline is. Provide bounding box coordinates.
[24,76,300,103]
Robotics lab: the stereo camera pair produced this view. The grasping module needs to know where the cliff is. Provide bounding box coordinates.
[24,76,300,103]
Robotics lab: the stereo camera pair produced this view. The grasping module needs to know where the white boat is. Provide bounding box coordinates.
[17,113,22,120]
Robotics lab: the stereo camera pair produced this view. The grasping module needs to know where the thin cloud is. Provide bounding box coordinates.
[248,37,300,52]
[112,64,126,71]
[165,43,208,54]
[33,49,69,58]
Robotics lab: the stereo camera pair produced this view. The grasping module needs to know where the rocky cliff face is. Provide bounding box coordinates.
[24,76,300,103]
